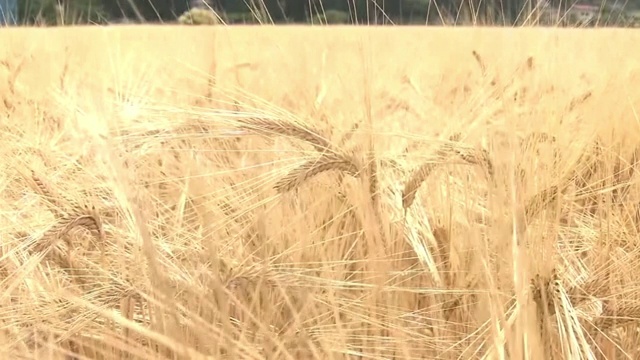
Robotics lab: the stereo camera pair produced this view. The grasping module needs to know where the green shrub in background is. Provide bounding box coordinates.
[20,0,105,25]
[178,8,219,25]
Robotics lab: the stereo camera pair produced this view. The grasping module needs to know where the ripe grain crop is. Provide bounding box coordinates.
[3,26,640,359]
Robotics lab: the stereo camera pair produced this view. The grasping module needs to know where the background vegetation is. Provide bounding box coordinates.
[15,0,640,26]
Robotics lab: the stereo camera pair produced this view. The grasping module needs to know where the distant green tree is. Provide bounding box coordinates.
[315,9,349,23]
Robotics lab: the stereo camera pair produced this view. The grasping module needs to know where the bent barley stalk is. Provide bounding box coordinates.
[27,167,107,259]
[402,146,493,209]
[237,116,335,154]
[274,154,360,193]
[594,303,640,331]
[518,137,606,226]
[34,209,105,256]
[439,133,494,178]
[519,132,556,150]
[402,162,439,209]
[31,202,107,289]
[523,185,560,220]
[26,170,82,217]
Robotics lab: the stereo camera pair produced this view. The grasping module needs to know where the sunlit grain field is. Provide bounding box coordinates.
[2,25,640,359]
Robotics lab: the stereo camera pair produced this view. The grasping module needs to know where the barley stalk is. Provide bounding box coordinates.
[274,155,360,193]
[524,185,560,220]
[25,170,82,217]
[402,146,493,209]
[238,117,334,154]
[595,303,640,331]
[34,209,104,255]
[367,152,380,208]
[432,226,451,288]
[519,137,605,225]
[567,91,592,112]
[471,50,487,76]
[402,162,439,209]
[519,132,556,150]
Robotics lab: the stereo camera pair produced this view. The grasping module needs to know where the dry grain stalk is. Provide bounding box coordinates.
[237,117,335,154]
[523,185,560,220]
[570,138,605,215]
[529,270,565,359]
[402,162,440,210]
[439,133,494,178]
[472,51,534,100]
[367,154,380,207]
[22,168,107,261]
[519,132,556,151]
[274,154,360,193]
[610,144,640,203]
[402,136,493,209]
[530,270,563,317]
[34,205,105,256]
[26,170,82,218]
[29,208,104,290]
[251,115,386,209]
[528,269,640,357]
[594,302,640,331]
[519,137,606,225]
[471,50,487,76]
[516,132,558,183]
[567,91,592,112]
[431,226,462,320]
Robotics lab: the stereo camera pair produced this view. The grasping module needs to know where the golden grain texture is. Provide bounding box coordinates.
[2,26,640,359]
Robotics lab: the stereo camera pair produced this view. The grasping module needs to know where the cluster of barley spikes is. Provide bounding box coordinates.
[6,51,640,359]
[2,168,145,358]
[234,109,640,358]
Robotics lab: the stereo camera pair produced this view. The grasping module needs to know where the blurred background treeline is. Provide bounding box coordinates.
[9,0,640,27]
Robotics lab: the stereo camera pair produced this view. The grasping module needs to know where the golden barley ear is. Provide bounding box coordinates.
[519,132,556,151]
[526,56,534,70]
[520,137,604,224]
[35,207,105,254]
[238,117,335,154]
[338,122,360,147]
[531,270,562,318]
[594,302,640,331]
[27,169,81,218]
[530,270,564,359]
[402,146,493,210]
[432,226,451,287]
[613,145,640,202]
[35,206,105,269]
[441,134,495,179]
[448,132,462,142]
[274,154,360,193]
[402,162,437,209]
[567,91,592,112]
[471,50,487,76]
[571,137,603,190]
[453,147,494,179]
[523,185,560,220]
[365,148,380,208]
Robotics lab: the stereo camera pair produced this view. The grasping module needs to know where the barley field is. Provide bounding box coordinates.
[2,25,640,359]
